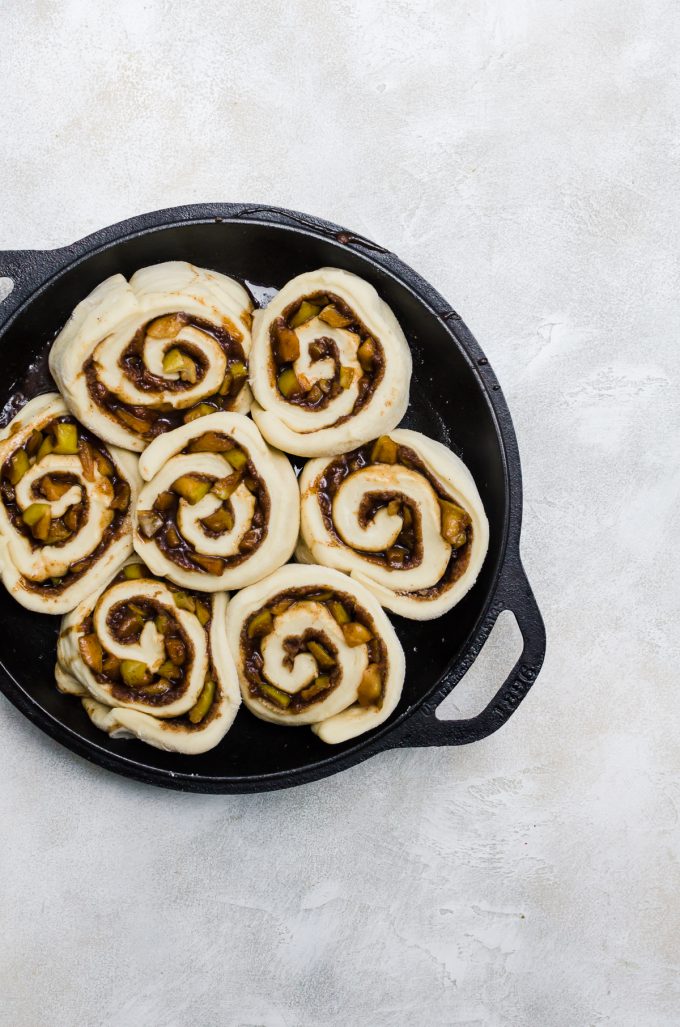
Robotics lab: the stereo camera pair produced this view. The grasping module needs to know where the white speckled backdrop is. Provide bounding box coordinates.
[1,1,679,1024]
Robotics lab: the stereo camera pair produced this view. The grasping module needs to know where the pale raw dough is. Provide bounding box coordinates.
[55,567,241,755]
[250,267,412,456]
[49,260,253,452]
[225,563,405,744]
[298,428,490,620]
[0,393,140,614]
[133,412,299,591]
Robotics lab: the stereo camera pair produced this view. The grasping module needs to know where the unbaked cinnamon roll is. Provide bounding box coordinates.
[0,393,140,614]
[249,268,411,457]
[225,564,405,743]
[49,261,253,452]
[298,429,489,620]
[132,412,298,591]
[55,560,240,754]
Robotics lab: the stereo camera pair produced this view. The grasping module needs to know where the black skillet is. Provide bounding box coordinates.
[0,203,546,792]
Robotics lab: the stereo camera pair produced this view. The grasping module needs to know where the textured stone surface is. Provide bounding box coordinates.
[1,2,679,1024]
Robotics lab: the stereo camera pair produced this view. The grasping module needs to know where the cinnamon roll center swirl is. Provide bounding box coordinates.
[136,431,270,577]
[241,586,388,714]
[86,312,248,442]
[269,291,385,421]
[316,437,474,594]
[0,415,131,593]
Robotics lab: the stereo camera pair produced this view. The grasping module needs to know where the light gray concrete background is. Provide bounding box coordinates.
[1,1,679,1024]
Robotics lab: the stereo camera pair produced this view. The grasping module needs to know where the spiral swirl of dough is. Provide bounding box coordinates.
[132,412,299,591]
[55,563,240,754]
[0,393,140,614]
[297,429,489,620]
[249,268,411,457]
[49,261,253,452]
[225,564,405,744]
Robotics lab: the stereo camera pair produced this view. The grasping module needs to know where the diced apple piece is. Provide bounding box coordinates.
[171,475,211,504]
[52,423,79,455]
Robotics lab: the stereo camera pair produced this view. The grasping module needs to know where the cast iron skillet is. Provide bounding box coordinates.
[0,203,546,792]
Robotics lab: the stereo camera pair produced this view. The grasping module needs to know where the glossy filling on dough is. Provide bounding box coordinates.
[315,437,473,598]
[136,430,270,578]
[85,312,249,443]
[241,586,388,715]
[270,291,385,423]
[0,414,131,596]
[72,563,221,728]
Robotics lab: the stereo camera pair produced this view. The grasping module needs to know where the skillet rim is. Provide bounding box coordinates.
[0,202,538,792]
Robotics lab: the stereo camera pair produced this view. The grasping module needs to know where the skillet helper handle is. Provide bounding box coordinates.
[0,249,57,316]
[0,250,38,285]
[399,551,546,747]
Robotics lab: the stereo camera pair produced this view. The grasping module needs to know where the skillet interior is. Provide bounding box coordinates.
[0,219,508,788]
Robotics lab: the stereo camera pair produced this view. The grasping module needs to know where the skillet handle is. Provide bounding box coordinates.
[0,249,57,319]
[393,551,546,747]
[0,250,39,285]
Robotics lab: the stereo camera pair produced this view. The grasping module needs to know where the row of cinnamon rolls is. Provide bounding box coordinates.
[0,402,487,619]
[48,261,411,456]
[57,561,404,753]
